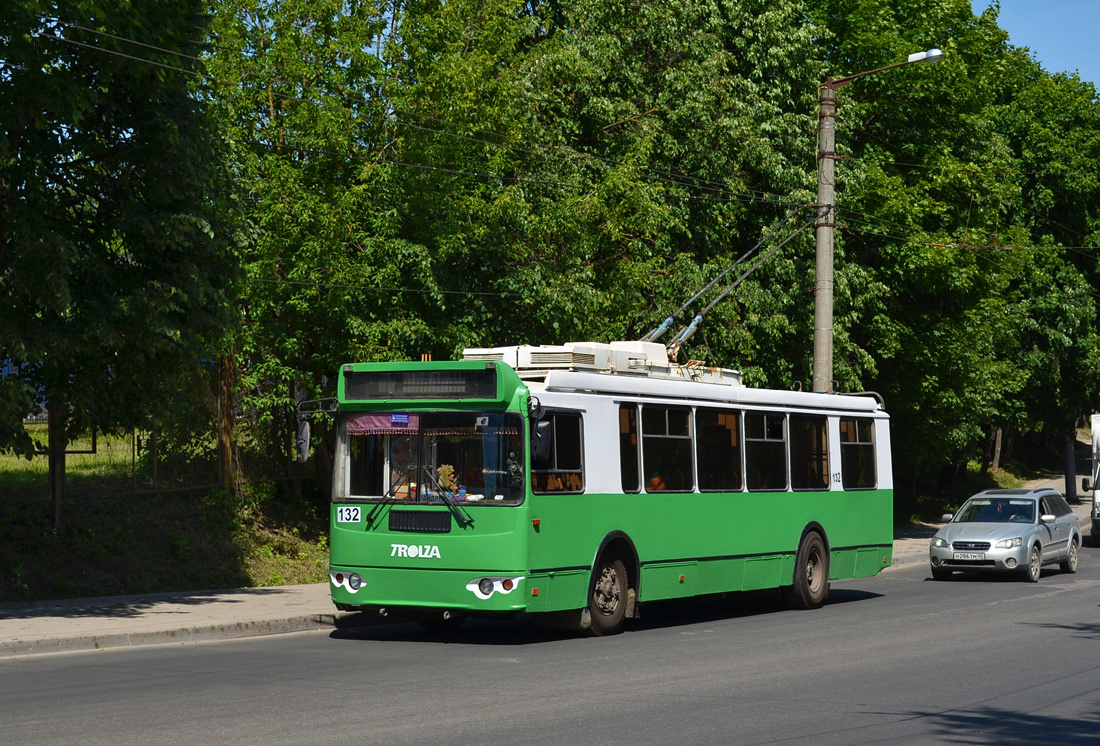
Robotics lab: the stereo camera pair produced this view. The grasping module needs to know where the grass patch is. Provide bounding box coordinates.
[0,481,327,602]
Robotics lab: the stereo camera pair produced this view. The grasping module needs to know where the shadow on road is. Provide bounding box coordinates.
[330,587,883,646]
[902,706,1100,745]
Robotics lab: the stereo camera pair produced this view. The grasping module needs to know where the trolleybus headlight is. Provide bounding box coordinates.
[466,576,525,599]
[348,573,363,590]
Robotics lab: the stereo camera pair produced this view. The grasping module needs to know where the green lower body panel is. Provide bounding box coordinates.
[637,544,891,603]
[523,570,589,613]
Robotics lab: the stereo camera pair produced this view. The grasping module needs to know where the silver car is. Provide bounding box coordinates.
[929,488,1081,582]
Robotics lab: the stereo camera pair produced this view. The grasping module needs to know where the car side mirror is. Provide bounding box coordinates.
[1040,514,1056,524]
[941,513,953,522]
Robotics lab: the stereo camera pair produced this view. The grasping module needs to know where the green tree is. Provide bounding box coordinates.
[0,2,236,519]
[809,0,1100,501]
[205,0,428,486]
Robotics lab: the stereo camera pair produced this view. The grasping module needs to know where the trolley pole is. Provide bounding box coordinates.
[811,48,945,394]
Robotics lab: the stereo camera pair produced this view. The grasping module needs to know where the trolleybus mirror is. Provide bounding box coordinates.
[296,417,310,463]
[533,419,552,464]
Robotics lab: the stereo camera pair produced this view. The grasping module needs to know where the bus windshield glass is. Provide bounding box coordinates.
[344,411,525,505]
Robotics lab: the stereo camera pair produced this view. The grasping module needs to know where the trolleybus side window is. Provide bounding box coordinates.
[642,405,694,492]
[745,412,787,491]
[619,404,641,493]
[839,418,876,489]
[696,408,742,492]
[532,411,584,493]
[790,414,829,490]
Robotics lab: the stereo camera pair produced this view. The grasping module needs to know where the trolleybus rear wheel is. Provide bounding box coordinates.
[588,554,628,636]
[783,532,829,610]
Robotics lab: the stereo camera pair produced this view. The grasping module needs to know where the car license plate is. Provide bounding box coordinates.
[953,552,985,561]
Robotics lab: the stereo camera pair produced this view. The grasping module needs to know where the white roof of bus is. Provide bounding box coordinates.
[532,370,883,413]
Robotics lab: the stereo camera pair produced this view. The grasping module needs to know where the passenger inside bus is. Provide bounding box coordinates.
[648,471,666,491]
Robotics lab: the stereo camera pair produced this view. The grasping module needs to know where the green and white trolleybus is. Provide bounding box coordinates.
[329,341,892,634]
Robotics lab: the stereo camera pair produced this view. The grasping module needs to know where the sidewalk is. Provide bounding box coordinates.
[0,584,367,657]
[2,476,1091,658]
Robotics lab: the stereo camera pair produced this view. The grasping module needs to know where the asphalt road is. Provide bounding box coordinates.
[5,552,1100,746]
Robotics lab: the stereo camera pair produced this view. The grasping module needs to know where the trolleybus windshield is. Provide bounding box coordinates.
[343,411,525,504]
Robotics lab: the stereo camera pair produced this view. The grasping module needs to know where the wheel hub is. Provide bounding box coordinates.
[594,565,620,615]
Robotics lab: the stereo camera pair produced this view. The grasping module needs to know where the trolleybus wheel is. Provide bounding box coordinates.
[588,554,628,636]
[783,532,829,610]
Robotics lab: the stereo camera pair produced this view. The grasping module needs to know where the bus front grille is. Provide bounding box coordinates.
[389,510,452,533]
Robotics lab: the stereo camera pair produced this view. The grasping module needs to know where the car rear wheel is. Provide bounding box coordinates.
[1023,544,1041,583]
[1059,539,1079,574]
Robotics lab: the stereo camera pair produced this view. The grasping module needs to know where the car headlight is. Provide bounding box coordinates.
[995,537,1023,549]
[931,537,948,548]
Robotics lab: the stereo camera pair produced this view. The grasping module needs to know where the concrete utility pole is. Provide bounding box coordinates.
[812,48,944,394]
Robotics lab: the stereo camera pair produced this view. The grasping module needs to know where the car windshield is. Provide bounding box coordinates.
[342,411,525,504]
[954,498,1035,524]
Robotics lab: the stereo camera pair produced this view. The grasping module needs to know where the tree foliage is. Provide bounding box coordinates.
[7,0,1099,510]
[0,1,236,458]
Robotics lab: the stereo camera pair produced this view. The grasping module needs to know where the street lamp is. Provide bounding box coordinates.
[812,48,944,393]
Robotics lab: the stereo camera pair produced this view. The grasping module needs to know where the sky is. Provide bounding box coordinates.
[971,0,1099,86]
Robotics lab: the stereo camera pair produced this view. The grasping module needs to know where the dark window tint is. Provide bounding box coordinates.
[746,413,787,491]
[1049,494,1072,517]
[642,406,694,492]
[696,408,742,492]
[532,412,584,493]
[619,404,640,493]
[839,418,876,489]
[790,415,829,490]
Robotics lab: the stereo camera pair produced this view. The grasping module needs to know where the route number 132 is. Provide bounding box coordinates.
[336,506,361,523]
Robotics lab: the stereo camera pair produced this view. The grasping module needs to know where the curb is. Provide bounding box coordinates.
[0,612,368,657]
[889,552,928,569]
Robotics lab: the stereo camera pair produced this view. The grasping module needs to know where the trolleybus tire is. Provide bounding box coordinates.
[783,532,829,610]
[1023,544,1042,582]
[588,554,628,636]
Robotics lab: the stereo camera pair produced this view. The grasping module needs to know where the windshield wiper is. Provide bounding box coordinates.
[364,473,410,527]
[421,468,475,528]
